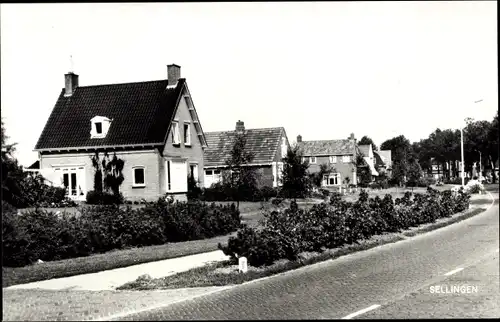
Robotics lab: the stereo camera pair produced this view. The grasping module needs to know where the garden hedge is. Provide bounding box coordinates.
[219,187,471,267]
[2,198,241,267]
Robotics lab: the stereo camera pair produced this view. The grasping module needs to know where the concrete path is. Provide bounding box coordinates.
[5,250,230,291]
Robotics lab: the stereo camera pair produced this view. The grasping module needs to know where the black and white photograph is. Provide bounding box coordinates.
[1,1,498,320]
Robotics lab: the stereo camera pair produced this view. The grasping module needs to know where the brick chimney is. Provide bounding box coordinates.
[297,135,302,143]
[64,72,79,97]
[167,64,181,86]
[235,120,245,133]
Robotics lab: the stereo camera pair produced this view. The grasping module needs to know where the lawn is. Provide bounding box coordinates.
[2,231,238,288]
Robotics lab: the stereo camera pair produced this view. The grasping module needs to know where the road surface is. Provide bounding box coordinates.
[114,190,499,320]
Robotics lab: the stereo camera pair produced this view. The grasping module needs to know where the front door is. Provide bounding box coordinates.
[166,160,188,193]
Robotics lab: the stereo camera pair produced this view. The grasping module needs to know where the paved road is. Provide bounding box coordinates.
[115,192,499,320]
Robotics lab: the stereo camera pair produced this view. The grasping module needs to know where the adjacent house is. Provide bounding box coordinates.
[34,64,207,202]
[203,121,290,188]
[375,149,392,177]
[25,160,41,174]
[357,144,379,179]
[297,133,359,187]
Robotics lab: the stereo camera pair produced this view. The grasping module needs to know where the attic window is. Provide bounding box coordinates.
[95,122,102,134]
[90,116,111,139]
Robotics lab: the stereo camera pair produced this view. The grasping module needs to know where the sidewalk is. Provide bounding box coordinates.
[5,250,230,291]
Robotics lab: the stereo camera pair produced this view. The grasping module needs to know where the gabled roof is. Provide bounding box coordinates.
[358,145,371,157]
[375,150,392,168]
[373,152,385,168]
[204,127,286,167]
[298,139,356,156]
[35,78,188,151]
[27,160,40,169]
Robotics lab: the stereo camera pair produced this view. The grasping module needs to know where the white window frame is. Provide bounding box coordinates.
[132,166,146,187]
[90,116,111,139]
[329,156,337,163]
[323,173,341,186]
[342,155,351,163]
[171,121,181,145]
[309,156,317,164]
[183,122,191,146]
[204,168,222,188]
[54,166,86,199]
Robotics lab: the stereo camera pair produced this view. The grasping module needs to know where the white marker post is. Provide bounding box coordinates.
[238,256,248,273]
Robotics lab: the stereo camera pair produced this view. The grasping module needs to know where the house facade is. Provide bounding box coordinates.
[203,121,289,188]
[34,64,207,202]
[298,133,359,187]
[375,149,392,178]
[358,144,379,180]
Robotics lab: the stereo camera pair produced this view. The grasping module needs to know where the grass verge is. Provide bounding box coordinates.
[402,207,486,237]
[116,233,406,291]
[2,232,237,288]
[117,206,489,291]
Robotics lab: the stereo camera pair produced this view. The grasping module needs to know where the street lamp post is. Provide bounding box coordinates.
[461,99,484,187]
[461,127,465,187]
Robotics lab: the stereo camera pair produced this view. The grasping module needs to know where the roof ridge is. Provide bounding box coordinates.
[71,78,185,89]
[301,138,350,143]
[205,127,284,134]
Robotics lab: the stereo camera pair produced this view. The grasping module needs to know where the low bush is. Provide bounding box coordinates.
[86,190,124,205]
[3,198,241,267]
[220,187,471,268]
[444,177,470,185]
[464,180,485,194]
[414,177,437,188]
[5,172,78,208]
[200,184,280,202]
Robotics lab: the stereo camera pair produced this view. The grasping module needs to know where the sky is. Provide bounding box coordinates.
[1,2,497,167]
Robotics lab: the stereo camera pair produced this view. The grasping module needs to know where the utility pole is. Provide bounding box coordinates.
[461,127,465,187]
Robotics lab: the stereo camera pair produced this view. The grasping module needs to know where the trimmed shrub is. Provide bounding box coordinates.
[3,198,241,267]
[220,187,472,267]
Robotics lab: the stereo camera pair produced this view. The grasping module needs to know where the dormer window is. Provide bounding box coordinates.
[95,122,102,134]
[90,116,111,139]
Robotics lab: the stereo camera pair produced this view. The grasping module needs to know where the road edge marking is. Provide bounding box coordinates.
[89,286,234,321]
[444,267,464,276]
[341,304,381,319]
[486,191,495,211]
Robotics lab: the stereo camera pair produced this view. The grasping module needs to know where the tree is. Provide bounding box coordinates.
[91,152,125,196]
[91,152,104,192]
[2,120,27,207]
[281,143,311,200]
[406,157,423,189]
[102,153,125,196]
[187,173,202,200]
[225,130,258,209]
[487,112,499,182]
[380,135,414,186]
[358,136,378,152]
[355,154,371,186]
[309,163,334,188]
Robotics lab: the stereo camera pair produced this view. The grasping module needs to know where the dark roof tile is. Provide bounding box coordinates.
[298,139,355,156]
[35,79,185,150]
[204,127,284,166]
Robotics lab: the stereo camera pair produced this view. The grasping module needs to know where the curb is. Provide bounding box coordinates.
[107,191,496,321]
